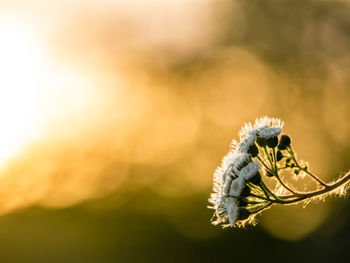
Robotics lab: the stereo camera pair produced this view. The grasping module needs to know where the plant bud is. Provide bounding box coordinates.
[267,136,278,148]
[247,143,259,157]
[256,137,267,147]
[278,134,291,150]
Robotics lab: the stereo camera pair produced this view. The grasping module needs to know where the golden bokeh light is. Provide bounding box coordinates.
[0,1,348,248]
[0,17,103,167]
[0,19,47,164]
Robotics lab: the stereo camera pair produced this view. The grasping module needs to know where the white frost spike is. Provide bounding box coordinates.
[253,116,284,130]
[238,122,256,139]
[221,151,238,172]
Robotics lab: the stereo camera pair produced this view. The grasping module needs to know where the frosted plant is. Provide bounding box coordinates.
[208,116,350,228]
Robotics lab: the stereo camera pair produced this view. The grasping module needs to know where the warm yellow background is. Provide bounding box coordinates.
[0,1,349,262]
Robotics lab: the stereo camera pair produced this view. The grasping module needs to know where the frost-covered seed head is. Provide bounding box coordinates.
[257,126,282,140]
[233,153,252,174]
[254,117,283,148]
[240,162,260,182]
[225,198,238,225]
[223,176,233,195]
[209,116,285,227]
[237,133,257,153]
[210,116,350,229]
[229,177,245,196]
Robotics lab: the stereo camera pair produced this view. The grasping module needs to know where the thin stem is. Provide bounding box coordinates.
[257,156,272,173]
[258,182,270,199]
[250,193,271,201]
[224,196,266,205]
[270,171,350,204]
[272,148,277,171]
[287,146,328,187]
[269,146,304,196]
[246,200,267,205]
[274,174,303,196]
[303,169,329,187]
[264,147,273,168]
[260,181,281,201]
[248,182,267,197]
[250,202,272,214]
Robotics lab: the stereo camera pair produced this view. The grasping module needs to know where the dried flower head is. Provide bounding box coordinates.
[208,116,350,228]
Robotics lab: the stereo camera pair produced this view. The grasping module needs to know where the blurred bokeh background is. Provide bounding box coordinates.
[0,0,349,262]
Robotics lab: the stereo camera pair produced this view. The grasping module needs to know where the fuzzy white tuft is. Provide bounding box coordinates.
[240,162,260,181]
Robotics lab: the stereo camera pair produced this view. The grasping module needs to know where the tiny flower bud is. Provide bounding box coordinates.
[276,150,283,161]
[278,134,291,150]
[247,143,259,157]
[256,137,267,147]
[240,185,251,197]
[237,208,250,221]
[294,169,300,175]
[267,136,279,148]
[285,157,291,163]
[249,172,261,185]
[290,163,295,168]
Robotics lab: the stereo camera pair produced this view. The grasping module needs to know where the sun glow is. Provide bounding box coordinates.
[0,18,97,166]
[0,20,48,164]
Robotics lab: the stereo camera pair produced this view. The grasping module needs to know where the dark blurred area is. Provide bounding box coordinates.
[0,0,349,262]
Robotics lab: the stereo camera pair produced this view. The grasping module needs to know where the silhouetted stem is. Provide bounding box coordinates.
[260,181,280,200]
[257,156,272,172]
[250,202,272,214]
[272,171,350,204]
[287,146,328,187]
[271,147,303,196]
[274,174,304,196]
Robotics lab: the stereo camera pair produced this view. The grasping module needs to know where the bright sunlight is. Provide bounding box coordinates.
[0,18,97,166]
[0,19,48,164]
